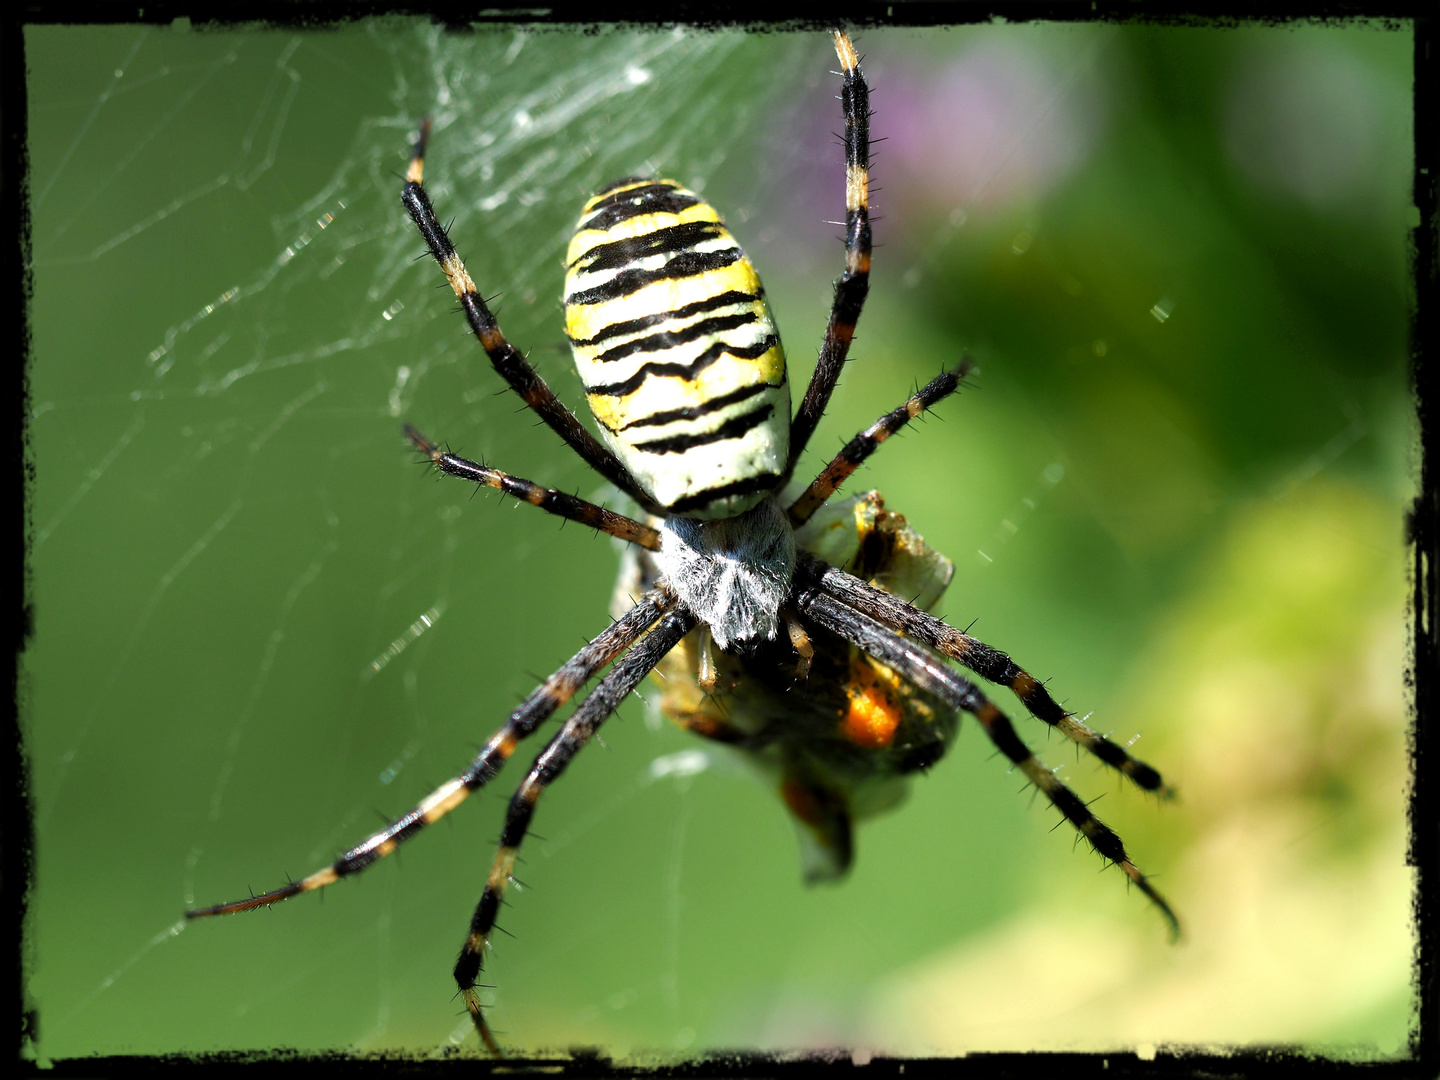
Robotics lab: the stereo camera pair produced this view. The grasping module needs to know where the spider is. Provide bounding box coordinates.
[189,30,1179,1053]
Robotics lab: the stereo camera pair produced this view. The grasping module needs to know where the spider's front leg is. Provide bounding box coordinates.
[793,579,1181,939]
[786,29,874,476]
[788,363,972,527]
[804,555,1175,797]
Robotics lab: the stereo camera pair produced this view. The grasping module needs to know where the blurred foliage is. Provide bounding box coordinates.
[876,479,1410,1051]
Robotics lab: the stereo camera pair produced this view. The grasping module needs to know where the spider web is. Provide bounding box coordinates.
[24,18,1419,1063]
[25,22,922,1059]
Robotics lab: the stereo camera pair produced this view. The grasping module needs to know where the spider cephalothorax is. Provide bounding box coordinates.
[189,30,1178,1056]
[657,498,796,648]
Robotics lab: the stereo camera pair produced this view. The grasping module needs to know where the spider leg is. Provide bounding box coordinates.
[186,589,677,920]
[453,605,697,1053]
[401,120,664,516]
[405,425,660,551]
[788,362,973,526]
[784,29,872,480]
[793,586,1181,940]
[800,553,1174,798]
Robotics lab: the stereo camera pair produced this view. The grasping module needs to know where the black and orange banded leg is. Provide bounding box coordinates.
[186,589,676,921]
[801,554,1174,797]
[795,588,1181,940]
[453,606,697,1053]
[405,425,661,551]
[787,362,973,526]
[785,29,873,479]
[400,120,664,516]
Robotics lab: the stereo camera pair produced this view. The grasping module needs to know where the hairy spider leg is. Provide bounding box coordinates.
[795,586,1181,939]
[454,606,698,1053]
[785,29,873,480]
[405,425,661,551]
[802,555,1175,796]
[788,362,974,526]
[783,369,1171,795]
[186,590,677,920]
[401,120,664,516]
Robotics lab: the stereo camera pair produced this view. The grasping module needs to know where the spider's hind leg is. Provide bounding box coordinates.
[186,589,678,922]
[452,606,697,1054]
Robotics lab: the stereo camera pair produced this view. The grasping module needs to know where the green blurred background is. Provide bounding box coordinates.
[24,19,1415,1061]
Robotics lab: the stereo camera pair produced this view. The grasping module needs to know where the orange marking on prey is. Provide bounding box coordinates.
[839,658,901,749]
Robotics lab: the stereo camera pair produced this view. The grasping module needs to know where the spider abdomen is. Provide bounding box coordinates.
[564,178,790,519]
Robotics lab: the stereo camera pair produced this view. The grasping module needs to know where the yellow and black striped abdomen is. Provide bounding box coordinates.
[564,179,789,519]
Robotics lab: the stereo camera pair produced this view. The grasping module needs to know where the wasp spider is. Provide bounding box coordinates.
[190,30,1179,1053]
